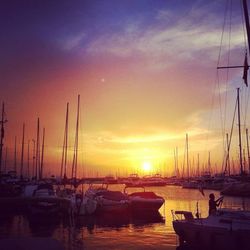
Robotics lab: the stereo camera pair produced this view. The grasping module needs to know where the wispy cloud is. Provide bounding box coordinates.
[85,19,244,71]
[60,32,86,50]
[83,124,209,146]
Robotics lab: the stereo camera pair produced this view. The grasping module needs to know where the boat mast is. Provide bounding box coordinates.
[186,133,189,181]
[226,133,231,175]
[217,1,250,176]
[14,136,17,172]
[61,102,69,179]
[20,123,25,178]
[174,147,179,177]
[176,147,179,177]
[197,153,200,177]
[35,118,40,180]
[4,147,7,173]
[246,128,250,173]
[243,0,250,53]
[72,95,80,182]
[208,151,211,174]
[243,148,246,171]
[174,148,176,177]
[237,88,244,175]
[40,127,45,179]
[32,139,35,178]
[27,140,30,179]
[243,0,250,175]
[0,102,7,173]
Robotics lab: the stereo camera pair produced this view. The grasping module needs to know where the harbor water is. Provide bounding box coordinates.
[0,185,250,250]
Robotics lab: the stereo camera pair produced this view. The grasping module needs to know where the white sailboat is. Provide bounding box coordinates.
[172,0,250,249]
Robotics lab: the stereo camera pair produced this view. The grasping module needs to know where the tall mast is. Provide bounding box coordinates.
[176,147,179,177]
[20,123,25,178]
[72,95,80,181]
[192,156,195,177]
[35,118,40,180]
[32,139,35,178]
[174,149,176,177]
[243,148,246,172]
[0,102,7,173]
[174,147,179,177]
[226,133,231,175]
[40,128,45,179]
[217,1,250,176]
[14,136,17,172]
[243,0,250,53]
[186,133,189,180]
[208,151,211,174]
[61,102,69,179]
[197,153,200,177]
[246,128,250,174]
[237,88,244,175]
[4,147,7,173]
[27,140,30,179]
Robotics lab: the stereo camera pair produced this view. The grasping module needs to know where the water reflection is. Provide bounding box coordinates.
[27,214,61,237]
[1,186,250,250]
[74,211,164,232]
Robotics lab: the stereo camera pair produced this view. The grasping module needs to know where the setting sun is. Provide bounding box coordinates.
[142,162,152,172]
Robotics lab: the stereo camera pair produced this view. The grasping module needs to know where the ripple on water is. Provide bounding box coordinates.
[1,185,250,250]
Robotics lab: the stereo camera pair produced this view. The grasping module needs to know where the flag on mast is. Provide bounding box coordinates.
[243,52,249,87]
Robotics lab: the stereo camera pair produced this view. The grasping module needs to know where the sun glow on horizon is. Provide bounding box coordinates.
[142,161,152,173]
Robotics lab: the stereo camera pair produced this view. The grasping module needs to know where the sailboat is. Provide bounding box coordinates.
[57,96,97,216]
[0,102,7,175]
[172,1,250,249]
[60,102,69,185]
[220,88,250,195]
[28,183,62,216]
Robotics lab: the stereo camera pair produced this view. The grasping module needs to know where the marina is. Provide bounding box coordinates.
[0,183,250,249]
[2,0,250,249]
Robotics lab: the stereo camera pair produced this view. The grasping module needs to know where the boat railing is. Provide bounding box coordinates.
[217,208,250,221]
[171,210,194,222]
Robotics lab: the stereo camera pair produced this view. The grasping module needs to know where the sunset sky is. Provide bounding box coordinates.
[1,0,250,178]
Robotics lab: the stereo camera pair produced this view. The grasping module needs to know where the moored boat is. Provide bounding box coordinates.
[221,181,250,197]
[70,192,97,216]
[28,183,62,216]
[124,186,165,212]
[85,184,130,213]
[125,174,166,187]
[172,208,250,250]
